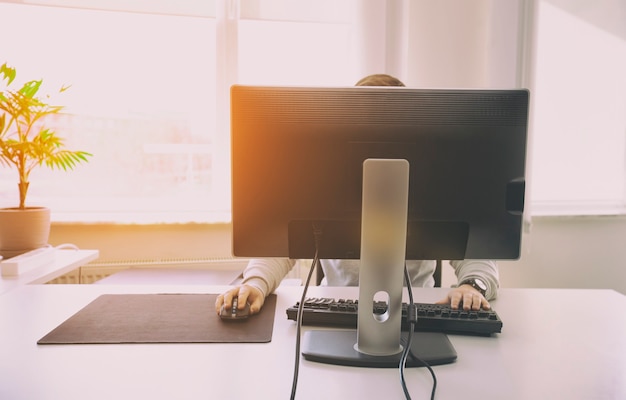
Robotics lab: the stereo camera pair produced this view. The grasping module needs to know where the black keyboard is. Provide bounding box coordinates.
[286,297,503,336]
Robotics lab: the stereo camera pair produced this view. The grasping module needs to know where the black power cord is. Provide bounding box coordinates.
[399,265,438,400]
[289,229,438,400]
[289,226,323,400]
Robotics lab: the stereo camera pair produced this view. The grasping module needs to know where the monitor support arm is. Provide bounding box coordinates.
[356,158,409,356]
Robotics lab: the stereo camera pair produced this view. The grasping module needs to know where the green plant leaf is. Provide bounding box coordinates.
[1,63,16,85]
[20,79,43,99]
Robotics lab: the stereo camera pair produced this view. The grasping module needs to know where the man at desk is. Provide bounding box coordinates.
[216,74,499,316]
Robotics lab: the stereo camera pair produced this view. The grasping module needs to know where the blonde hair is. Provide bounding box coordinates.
[355,74,405,87]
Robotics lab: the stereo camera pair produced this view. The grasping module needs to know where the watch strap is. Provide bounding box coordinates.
[459,278,487,296]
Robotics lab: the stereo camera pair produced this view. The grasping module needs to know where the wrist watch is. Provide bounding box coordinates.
[459,277,487,297]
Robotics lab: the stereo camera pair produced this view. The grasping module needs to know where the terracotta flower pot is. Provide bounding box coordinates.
[0,207,51,259]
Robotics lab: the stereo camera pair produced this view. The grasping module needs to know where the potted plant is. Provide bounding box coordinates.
[0,62,92,258]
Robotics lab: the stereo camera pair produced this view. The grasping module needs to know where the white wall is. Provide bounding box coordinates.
[49,223,233,262]
[51,216,626,295]
[500,216,626,294]
[404,0,525,88]
[440,216,626,295]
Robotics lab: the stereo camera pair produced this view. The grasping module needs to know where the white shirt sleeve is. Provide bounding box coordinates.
[450,259,500,300]
[241,258,296,297]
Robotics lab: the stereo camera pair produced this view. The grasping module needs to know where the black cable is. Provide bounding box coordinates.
[399,265,438,400]
[289,226,322,400]
[399,322,415,399]
[410,343,438,400]
[289,232,438,399]
[399,265,414,399]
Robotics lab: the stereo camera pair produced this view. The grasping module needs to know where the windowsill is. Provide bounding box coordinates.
[529,201,626,218]
[49,222,234,263]
[50,212,232,225]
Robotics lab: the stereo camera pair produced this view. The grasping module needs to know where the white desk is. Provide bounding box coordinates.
[0,285,624,400]
[0,249,99,295]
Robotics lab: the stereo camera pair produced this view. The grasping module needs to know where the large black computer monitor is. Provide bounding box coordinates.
[231,86,528,261]
[230,85,529,368]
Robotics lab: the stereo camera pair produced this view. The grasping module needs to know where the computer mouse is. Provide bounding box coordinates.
[219,296,250,320]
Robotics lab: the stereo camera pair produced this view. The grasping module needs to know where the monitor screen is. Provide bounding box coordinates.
[231,85,529,261]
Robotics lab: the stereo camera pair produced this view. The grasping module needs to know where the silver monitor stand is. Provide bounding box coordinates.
[301,159,457,368]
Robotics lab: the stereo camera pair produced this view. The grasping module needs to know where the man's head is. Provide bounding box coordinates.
[355,74,405,87]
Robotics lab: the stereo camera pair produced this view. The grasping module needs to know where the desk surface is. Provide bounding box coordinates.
[0,285,624,400]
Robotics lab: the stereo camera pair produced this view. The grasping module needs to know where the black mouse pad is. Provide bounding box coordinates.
[37,293,276,344]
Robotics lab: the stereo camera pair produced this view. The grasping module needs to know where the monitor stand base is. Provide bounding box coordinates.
[301,330,457,368]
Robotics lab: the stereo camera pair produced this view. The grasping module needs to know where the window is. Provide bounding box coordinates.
[3,0,622,226]
[0,2,218,222]
[0,0,360,223]
[529,0,626,215]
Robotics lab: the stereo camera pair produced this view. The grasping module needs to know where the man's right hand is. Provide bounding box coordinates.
[215,285,265,315]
